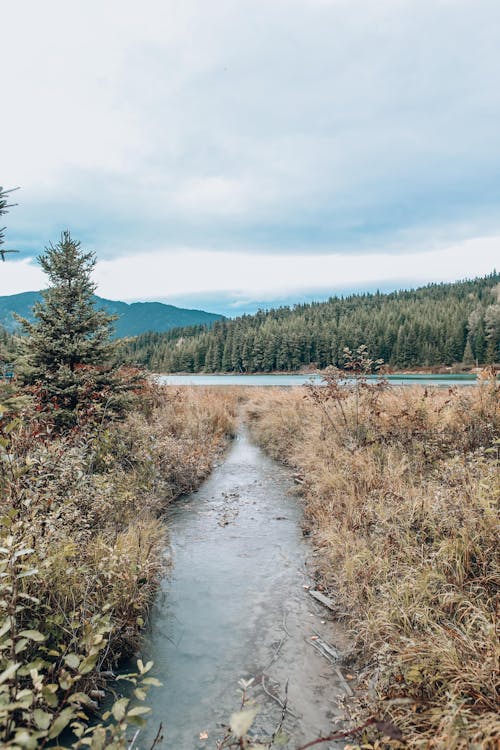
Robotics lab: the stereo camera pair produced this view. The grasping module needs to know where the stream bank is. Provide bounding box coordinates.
[139,423,353,749]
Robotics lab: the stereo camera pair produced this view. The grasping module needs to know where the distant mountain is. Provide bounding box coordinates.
[0,291,224,338]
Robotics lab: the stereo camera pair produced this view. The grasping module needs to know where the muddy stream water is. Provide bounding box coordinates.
[138,423,351,749]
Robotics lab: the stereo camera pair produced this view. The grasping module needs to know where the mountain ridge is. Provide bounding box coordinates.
[0,291,224,338]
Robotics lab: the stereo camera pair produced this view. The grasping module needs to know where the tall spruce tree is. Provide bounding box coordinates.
[0,186,19,261]
[19,232,123,424]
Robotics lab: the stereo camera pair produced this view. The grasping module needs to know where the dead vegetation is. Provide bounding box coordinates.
[0,384,238,747]
[246,373,499,749]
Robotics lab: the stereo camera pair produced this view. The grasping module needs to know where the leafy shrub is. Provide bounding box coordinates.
[0,386,237,746]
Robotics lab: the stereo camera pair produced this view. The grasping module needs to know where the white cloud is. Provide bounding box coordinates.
[0,259,45,296]
[93,236,500,300]
[1,233,497,307]
[172,177,253,216]
[2,0,500,297]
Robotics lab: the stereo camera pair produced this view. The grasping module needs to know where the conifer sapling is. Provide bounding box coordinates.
[19,231,135,425]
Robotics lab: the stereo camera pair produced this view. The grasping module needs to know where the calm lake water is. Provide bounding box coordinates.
[157,373,480,387]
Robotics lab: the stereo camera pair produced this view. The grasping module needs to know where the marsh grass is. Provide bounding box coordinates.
[247,378,499,749]
[0,385,238,746]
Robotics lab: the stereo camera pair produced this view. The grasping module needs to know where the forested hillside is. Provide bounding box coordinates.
[122,273,500,372]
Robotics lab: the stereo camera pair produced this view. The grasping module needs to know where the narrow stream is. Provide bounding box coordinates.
[138,424,351,749]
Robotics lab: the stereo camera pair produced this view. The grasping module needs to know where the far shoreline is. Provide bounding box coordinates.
[148,370,500,383]
[150,365,497,378]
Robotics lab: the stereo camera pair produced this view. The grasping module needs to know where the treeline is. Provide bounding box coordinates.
[122,273,500,372]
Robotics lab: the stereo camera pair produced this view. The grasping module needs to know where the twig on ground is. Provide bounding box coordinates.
[282,609,292,638]
[148,722,164,749]
[261,674,300,720]
[333,666,354,697]
[294,718,377,749]
[264,636,286,672]
[294,717,404,749]
[270,679,289,746]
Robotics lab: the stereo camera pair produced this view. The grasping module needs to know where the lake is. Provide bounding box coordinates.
[156,373,481,387]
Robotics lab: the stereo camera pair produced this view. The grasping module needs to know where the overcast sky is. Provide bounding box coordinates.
[2,0,499,314]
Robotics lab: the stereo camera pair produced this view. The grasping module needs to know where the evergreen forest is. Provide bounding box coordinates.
[122,273,500,372]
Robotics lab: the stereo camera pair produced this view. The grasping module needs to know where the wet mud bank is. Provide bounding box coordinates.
[140,424,353,749]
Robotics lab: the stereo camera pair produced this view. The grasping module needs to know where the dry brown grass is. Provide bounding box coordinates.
[0,385,238,675]
[246,379,499,749]
[0,385,239,745]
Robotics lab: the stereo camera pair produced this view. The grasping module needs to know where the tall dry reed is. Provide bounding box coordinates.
[247,378,499,749]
